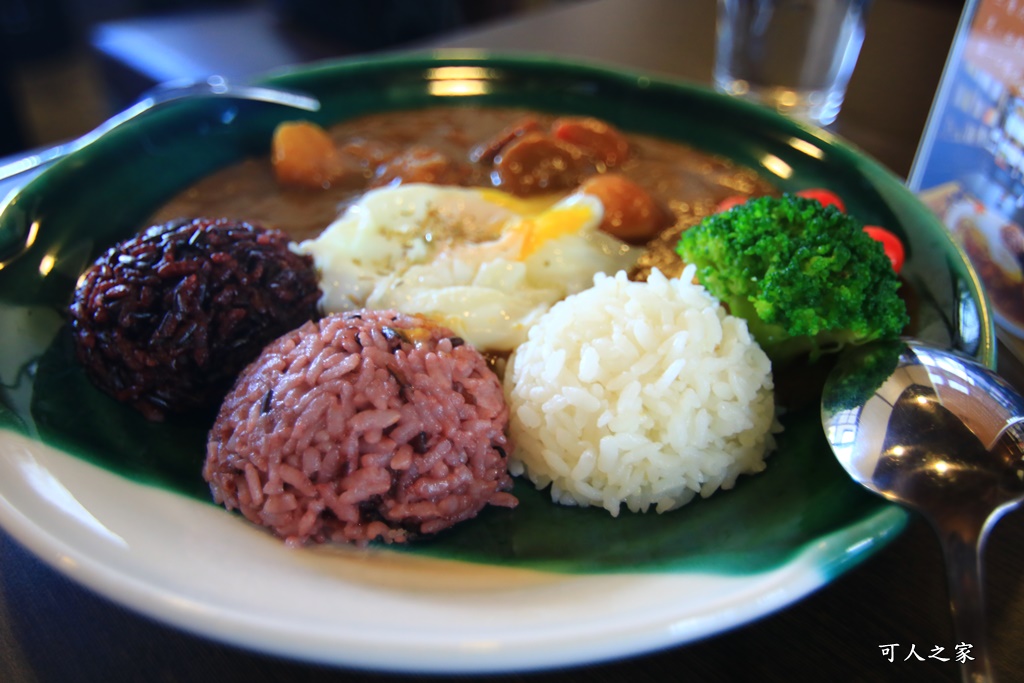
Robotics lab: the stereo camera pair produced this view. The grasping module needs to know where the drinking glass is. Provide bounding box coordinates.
[714,0,872,126]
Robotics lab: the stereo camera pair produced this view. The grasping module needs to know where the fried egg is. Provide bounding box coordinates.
[296,183,641,351]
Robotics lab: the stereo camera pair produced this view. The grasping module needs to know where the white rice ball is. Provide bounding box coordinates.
[504,266,777,516]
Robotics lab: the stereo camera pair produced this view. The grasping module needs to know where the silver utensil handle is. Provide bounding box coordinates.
[0,76,320,183]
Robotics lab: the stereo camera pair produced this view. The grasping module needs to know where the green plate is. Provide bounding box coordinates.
[0,53,994,673]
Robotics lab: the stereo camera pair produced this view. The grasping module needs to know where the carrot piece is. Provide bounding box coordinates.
[272,121,344,190]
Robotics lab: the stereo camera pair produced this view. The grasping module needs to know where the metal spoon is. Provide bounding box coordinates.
[0,74,320,182]
[821,339,1024,683]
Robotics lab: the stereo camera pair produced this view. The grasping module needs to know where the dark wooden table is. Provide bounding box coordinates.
[6,1,1024,681]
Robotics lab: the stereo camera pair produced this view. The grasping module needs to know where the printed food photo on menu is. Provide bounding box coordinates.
[910,0,1024,350]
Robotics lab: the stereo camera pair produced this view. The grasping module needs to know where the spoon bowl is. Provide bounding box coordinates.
[821,339,1024,683]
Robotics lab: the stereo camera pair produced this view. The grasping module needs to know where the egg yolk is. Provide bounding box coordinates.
[474,189,599,259]
[517,204,598,258]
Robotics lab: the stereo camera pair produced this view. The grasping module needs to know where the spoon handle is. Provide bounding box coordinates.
[938,523,994,683]
[0,77,320,184]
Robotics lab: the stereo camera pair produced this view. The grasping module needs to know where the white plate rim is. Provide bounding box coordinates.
[0,427,905,674]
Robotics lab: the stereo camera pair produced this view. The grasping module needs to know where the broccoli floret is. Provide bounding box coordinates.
[676,194,909,365]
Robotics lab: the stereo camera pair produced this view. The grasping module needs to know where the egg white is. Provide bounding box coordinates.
[296,183,641,351]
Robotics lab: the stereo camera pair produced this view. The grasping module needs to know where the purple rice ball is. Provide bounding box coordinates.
[203,310,517,547]
[68,217,321,421]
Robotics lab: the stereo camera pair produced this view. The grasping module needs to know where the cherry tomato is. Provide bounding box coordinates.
[863,225,905,273]
[795,188,846,212]
[715,195,749,213]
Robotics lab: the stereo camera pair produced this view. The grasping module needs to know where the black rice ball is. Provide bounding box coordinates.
[68,217,322,421]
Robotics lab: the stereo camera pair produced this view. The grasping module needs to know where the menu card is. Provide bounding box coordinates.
[909,0,1024,359]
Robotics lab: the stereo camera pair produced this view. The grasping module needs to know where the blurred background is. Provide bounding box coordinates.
[0,0,574,157]
[0,0,969,177]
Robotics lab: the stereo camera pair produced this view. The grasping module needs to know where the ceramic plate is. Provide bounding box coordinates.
[0,54,993,673]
